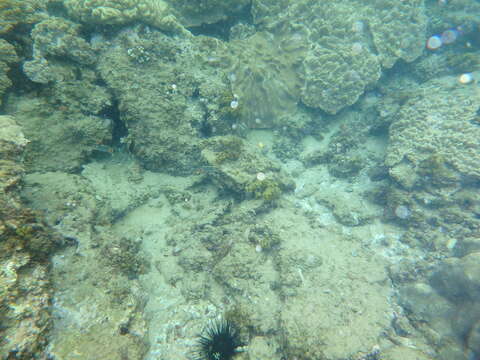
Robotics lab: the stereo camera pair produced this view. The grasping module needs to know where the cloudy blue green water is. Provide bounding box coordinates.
[0,0,479,359]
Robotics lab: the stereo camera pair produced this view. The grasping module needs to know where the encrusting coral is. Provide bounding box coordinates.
[63,0,184,32]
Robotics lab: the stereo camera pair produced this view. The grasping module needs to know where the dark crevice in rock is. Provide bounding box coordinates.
[187,2,253,41]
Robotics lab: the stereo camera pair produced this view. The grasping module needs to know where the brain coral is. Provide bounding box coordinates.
[386,75,480,182]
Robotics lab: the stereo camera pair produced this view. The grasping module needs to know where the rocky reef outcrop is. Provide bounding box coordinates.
[0,115,59,359]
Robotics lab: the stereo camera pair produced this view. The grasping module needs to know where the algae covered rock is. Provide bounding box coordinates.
[97,27,235,173]
[397,253,480,360]
[0,115,59,359]
[200,135,294,200]
[386,75,480,185]
[23,17,97,84]
[315,190,377,226]
[0,115,29,149]
[0,39,18,105]
[5,76,113,173]
[251,0,290,25]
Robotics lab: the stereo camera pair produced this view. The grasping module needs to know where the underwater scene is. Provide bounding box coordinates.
[1,0,480,359]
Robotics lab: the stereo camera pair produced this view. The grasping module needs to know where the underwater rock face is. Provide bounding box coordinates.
[97,27,236,173]
[0,39,18,104]
[5,84,112,173]
[0,116,57,359]
[21,168,150,359]
[397,253,480,360]
[386,75,480,185]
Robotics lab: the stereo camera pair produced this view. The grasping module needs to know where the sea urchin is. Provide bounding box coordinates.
[193,318,242,360]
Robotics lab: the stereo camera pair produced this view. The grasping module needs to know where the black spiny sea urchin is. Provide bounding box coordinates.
[193,318,243,360]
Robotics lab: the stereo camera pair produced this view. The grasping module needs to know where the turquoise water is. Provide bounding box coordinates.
[1,1,480,359]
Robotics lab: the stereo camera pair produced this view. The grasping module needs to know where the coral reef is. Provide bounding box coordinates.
[250,0,426,114]
[272,0,383,114]
[425,0,480,35]
[2,1,477,359]
[0,0,49,99]
[251,0,290,25]
[6,15,113,172]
